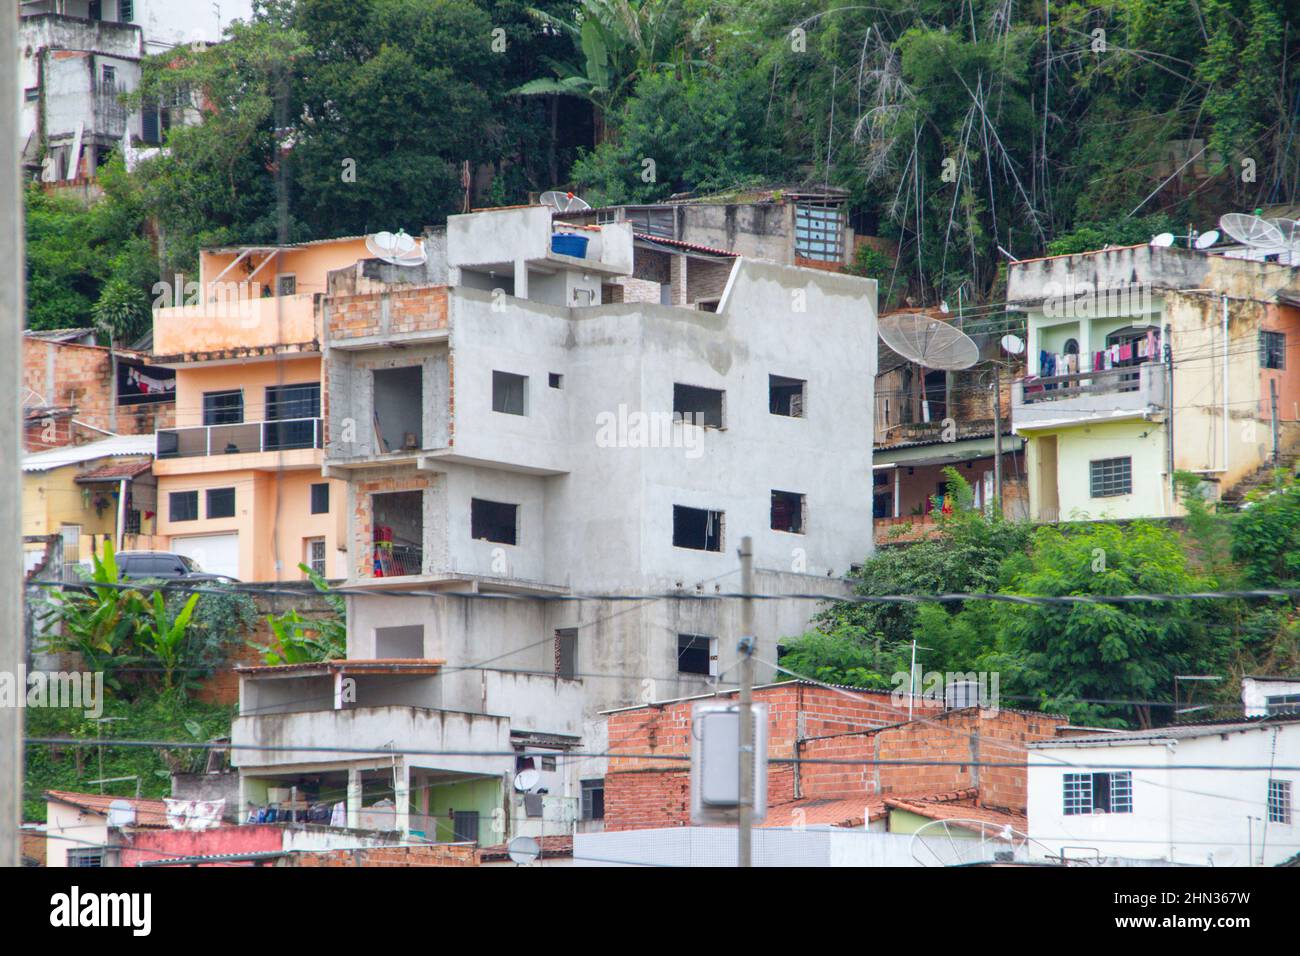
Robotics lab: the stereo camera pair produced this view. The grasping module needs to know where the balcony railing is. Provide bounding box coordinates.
[157,417,322,459]
[1019,365,1148,404]
[1013,363,1165,429]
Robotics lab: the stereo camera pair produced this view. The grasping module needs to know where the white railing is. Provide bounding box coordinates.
[157,417,322,459]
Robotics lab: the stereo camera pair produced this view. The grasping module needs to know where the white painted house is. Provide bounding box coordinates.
[230,204,877,844]
[1027,716,1300,866]
[19,1,254,179]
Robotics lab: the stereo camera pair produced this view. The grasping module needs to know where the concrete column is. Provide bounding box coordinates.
[346,766,363,830]
[394,759,410,835]
[513,257,528,300]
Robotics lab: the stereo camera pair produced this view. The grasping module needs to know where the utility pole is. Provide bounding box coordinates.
[737,535,755,868]
[1,3,23,869]
[992,366,1003,514]
[1271,378,1280,468]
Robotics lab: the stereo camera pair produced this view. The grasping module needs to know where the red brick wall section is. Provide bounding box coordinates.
[286,844,476,867]
[603,688,1069,829]
[327,286,448,342]
[603,684,912,831]
[21,339,174,450]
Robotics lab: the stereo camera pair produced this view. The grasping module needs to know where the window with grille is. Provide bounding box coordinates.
[119,0,134,22]
[1064,771,1132,814]
[581,779,605,820]
[203,390,243,425]
[206,487,235,519]
[305,537,326,576]
[1089,457,1132,497]
[68,849,105,867]
[794,204,845,262]
[1269,779,1292,824]
[169,491,198,522]
[1261,330,1286,370]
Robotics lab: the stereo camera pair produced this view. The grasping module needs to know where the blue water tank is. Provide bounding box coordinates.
[551,234,589,258]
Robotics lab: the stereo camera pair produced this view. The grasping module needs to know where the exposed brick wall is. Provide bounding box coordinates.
[604,686,1068,830]
[193,589,338,706]
[326,286,448,342]
[286,844,476,867]
[21,338,174,450]
[604,684,912,831]
[350,472,433,578]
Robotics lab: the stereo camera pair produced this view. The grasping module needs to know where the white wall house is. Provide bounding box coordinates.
[19,1,255,178]
[1027,716,1300,866]
[230,204,877,843]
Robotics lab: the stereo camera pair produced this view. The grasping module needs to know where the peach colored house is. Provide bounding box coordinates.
[148,239,370,581]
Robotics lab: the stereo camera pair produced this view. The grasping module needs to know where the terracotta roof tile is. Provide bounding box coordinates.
[46,790,171,828]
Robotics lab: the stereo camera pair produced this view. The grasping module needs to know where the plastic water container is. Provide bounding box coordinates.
[551,233,589,258]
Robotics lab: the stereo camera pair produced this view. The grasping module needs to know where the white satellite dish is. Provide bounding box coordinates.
[1149,232,1176,248]
[1266,218,1300,244]
[512,768,542,793]
[1218,213,1286,249]
[909,818,1049,867]
[1001,333,1025,355]
[540,190,592,213]
[507,835,541,865]
[878,312,980,370]
[365,230,427,267]
[1194,229,1220,250]
[106,799,136,829]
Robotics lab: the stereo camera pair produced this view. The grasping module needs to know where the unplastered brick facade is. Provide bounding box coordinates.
[348,471,436,578]
[603,683,1067,831]
[22,338,173,450]
[324,285,449,344]
[285,844,476,867]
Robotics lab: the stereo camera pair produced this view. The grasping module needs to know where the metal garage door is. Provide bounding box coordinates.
[171,532,240,579]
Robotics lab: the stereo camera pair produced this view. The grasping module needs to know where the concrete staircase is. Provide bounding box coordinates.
[1218,450,1300,510]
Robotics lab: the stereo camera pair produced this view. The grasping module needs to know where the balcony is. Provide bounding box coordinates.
[1012,364,1166,432]
[152,293,319,360]
[153,417,322,474]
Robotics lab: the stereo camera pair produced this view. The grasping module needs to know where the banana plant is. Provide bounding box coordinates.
[252,563,346,665]
[39,541,145,691]
[137,590,201,691]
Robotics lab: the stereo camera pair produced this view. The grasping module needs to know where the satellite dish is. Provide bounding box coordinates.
[1194,229,1220,250]
[909,818,1049,866]
[540,190,592,213]
[1001,333,1025,355]
[513,769,542,793]
[106,799,136,830]
[1149,232,1176,248]
[1218,213,1286,249]
[878,312,979,370]
[365,230,427,267]
[507,835,541,865]
[1266,218,1300,244]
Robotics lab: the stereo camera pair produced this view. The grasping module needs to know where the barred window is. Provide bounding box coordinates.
[1090,457,1132,497]
[1064,771,1132,815]
[1261,330,1286,370]
[1269,779,1292,825]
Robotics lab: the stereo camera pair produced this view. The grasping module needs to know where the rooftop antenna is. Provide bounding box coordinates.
[878,312,980,370]
[539,190,592,213]
[365,230,427,267]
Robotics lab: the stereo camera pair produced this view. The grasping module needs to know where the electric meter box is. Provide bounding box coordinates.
[689,700,768,824]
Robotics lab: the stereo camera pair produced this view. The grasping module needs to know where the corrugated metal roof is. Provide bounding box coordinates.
[22,435,156,472]
[1031,713,1300,748]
